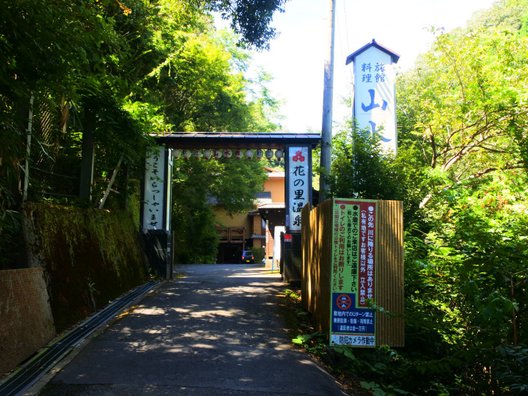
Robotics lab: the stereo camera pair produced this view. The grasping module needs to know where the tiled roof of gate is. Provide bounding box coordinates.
[154,132,321,149]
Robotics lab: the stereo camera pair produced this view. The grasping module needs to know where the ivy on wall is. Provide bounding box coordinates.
[23,203,149,331]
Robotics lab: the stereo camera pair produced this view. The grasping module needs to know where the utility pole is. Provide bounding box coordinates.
[319,0,336,202]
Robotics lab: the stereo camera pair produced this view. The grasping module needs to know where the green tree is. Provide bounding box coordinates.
[329,1,528,393]
[329,125,425,224]
[205,0,287,49]
[0,0,284,268]
[397,9,528,209]
[394,0,528,392]
[172,157,266,263]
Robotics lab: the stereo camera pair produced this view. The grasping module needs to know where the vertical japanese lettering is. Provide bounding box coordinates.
[287,147,310,232]
[352,43,398,153]
[142,146,166,232]
[330,199,377,347]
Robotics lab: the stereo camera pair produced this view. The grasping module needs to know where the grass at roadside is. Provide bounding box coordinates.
[276,288,369,396]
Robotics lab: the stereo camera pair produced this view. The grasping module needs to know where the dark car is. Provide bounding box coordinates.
[241,249,255,264]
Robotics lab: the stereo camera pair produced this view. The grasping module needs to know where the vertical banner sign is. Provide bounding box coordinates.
[347,40,399,154]
[287,147,310,232]
[164,149,173,232]
[330,199,377,347]
[142,146,167,232]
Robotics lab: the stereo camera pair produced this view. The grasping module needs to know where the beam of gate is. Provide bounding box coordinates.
[154,132,321,150]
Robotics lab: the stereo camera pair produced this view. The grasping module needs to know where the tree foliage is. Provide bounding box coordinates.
[330,127,402,200]
[397,1,528,209]
[330,0,528,393]
[0,0,284,267]
[171,157,266,263]
[205,0,287,50]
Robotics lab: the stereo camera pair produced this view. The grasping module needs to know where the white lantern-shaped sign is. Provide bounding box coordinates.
[172,149,182,159]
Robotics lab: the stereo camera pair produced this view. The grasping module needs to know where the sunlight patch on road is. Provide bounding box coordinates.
[167,347,187,353]
[228,350,264,358]
[133,307,166,315]
[222,285,267,295]
[145,328,163,334]
[189,308,244,318]
[181,331,222,339]
[171,307,191,313]
[228,271,282,279]
[190,343,215,349]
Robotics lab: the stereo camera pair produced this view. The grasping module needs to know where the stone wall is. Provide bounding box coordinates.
[0,267,55,376]
[0,204,148,376]
[23,203,149,332]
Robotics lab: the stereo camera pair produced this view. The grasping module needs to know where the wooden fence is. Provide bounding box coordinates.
[301,199,404,347]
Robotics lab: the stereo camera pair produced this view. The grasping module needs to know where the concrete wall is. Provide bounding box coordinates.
[0,267,55,375]
[265,171,285,203]
[23,203,148,332]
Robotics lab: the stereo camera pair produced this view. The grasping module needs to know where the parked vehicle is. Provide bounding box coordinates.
[241,249,255,264]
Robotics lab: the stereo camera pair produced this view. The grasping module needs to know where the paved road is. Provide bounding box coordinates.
[41,264,346,395]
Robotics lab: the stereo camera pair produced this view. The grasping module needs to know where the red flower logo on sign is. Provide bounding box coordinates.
[292,150,305,162]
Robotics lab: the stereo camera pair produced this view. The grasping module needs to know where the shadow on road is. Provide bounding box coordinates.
[41,264,346,395]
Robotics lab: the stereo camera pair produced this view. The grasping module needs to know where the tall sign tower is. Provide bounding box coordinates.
[346,40,399,153]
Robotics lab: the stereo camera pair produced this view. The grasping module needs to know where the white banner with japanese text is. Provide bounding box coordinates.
[353,47,397,153]
[286,146,310,232]
[142,146,167,232]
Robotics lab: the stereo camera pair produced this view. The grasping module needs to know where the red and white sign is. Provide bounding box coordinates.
[287,146,310,232]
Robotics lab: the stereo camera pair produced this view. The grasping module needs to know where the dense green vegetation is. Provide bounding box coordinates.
[0,0,283,268]
[172,157,268,263]
[3,0,528,393]
[323,1,528,393]
[24,203,148,331]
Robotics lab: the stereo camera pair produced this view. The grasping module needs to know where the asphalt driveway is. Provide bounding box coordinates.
[40,264,346,395]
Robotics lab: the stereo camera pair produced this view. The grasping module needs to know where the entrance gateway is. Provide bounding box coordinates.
[141,132,321,280]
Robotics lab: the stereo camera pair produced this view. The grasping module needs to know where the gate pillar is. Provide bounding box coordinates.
[141,146,173,279]
[283,146,313,283]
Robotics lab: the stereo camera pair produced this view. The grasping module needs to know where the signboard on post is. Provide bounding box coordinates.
[330,199,377,347]
[346,40,399,154]
[142,146,170,232]
[286,146,311,233]
[142,145,173,279]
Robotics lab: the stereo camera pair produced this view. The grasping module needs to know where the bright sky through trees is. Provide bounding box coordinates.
[248,0,497,132]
